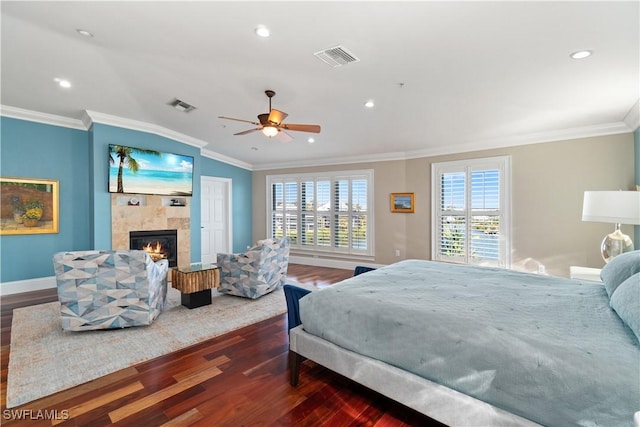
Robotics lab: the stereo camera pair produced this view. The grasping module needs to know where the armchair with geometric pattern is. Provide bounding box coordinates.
[216,237,290,299]
[52,250,169,331]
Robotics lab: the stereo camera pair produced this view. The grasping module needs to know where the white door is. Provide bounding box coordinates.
[201,176,232,264]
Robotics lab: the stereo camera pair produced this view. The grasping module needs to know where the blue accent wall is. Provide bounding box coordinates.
[201,157,253,252]
[89,123,203,257]
[0,117,91,282]
[0,116,253,286]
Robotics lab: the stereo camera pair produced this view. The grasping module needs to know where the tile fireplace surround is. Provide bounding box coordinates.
[111,194,190,266]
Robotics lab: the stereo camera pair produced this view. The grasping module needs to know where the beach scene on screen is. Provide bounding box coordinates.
[109,146,193,196]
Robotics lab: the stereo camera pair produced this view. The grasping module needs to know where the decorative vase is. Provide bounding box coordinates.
[23,217,39,227]
[13,213,23,224]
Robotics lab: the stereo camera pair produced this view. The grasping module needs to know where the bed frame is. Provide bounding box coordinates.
[289,325,539,427]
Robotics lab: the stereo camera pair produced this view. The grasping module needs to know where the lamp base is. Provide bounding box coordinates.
[601,225,634,263]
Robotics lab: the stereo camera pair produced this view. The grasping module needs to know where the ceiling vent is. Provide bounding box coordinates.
[313,45,360,67]
[168,98,196,113]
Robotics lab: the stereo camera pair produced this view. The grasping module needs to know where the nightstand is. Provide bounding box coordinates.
[569,266,602,283]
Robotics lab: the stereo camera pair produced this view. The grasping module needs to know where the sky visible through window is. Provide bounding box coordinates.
[442,170,499,211]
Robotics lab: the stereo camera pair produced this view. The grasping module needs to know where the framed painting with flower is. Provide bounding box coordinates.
[0,177,59,235]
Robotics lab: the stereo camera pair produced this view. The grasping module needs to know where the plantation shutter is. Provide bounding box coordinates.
[316,180,331,247]
[432,157,511,268]
[284,181,298,245]
[470,169,500,262]
[439,171,466,261]
[270,181,283,239]
[334,179,349,248]
[351,179,368,250]
[267,171,373,256]
[301,181,315,246]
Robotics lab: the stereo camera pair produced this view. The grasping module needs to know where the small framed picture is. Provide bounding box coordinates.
[390,192,414,213]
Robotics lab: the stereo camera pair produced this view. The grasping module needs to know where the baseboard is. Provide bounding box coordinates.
[0,258,385,296]
[1,276,56,296]
[289,256,385,271]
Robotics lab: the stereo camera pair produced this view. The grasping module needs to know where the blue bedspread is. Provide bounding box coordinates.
[299,260,640,426]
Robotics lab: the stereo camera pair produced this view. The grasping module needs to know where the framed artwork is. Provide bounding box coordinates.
[1,177,59,235]
[390,192,414,213]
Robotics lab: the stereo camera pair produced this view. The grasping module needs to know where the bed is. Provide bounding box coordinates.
[288,256,640,426]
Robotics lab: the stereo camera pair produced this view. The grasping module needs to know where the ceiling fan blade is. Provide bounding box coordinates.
[281,123,321,133]
[219,116,261,126]
[234,128,261,136]
[276,130,294,143]
[267,109,288,125]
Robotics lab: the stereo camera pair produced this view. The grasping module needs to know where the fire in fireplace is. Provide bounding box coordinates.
[130,230,178,267]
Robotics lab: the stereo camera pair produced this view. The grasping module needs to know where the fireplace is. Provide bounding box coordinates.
[130,229,178,267]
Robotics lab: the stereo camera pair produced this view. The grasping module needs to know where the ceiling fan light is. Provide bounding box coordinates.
[262,126,278,137]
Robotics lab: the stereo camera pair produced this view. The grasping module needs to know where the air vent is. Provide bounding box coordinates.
[313,45,360,67]
[168,98,196,113]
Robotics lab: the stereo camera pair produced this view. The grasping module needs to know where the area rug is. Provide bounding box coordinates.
[7,283,309,408]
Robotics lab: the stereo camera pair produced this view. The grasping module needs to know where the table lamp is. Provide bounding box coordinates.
[582,191,640,263]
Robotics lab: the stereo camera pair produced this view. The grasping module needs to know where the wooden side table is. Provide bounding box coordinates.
[171,263,220,309]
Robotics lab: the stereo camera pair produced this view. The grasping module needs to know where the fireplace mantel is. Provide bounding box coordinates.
[111,194,190,266]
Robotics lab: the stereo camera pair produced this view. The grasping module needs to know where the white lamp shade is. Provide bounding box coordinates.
[262,126,278,137]
[582,191,640,225]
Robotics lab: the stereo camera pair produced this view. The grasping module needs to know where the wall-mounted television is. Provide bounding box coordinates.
[108,144,194,196]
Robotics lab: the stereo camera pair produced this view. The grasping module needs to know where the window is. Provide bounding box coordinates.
[267,170,373,256]
[432,156,511,268]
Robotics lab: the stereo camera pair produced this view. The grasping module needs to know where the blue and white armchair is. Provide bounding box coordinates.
[216,237,290,299]
[53,250,169,331]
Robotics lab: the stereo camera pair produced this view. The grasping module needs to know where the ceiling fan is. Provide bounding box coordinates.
[218,90,321,142]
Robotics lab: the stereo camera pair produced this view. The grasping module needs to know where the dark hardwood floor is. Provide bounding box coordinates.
[0,264,443,426]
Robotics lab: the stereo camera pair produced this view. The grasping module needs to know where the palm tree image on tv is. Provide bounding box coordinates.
[108,144,194,196]
[110,145,161,193]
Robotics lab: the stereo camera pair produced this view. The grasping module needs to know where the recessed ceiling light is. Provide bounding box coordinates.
[364,100,375,108]
[255,25,270,38]
[76,29,93,37]
[54,78,71,88]
[570,50,592,60]
[308,138,315,144]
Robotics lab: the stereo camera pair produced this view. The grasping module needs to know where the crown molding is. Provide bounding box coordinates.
[3,106,255,170]
[84,110,210,149]
[0,105,86,130]
[80,110,93,130]
[623,99,639,131]
[253,120,634,170]
[201,148,253,171]
[84,111,253,169]
[402,121,633,160]
[4,105,634,172]
[252,150,409,171]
